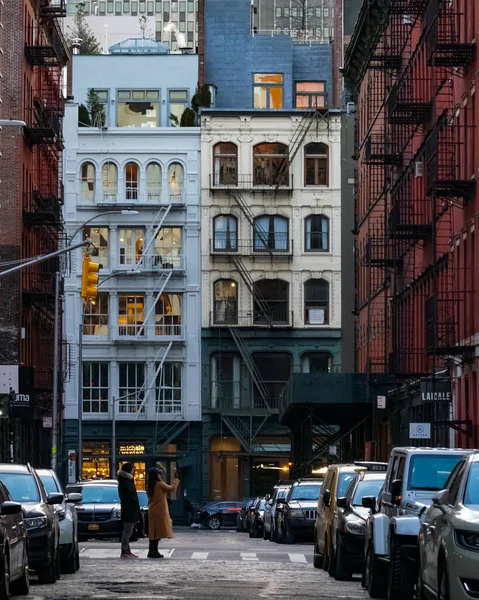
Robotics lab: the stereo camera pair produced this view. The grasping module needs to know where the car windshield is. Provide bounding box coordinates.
[338,473,356,498]
[259,500,266,510]
[137,491,148,508]
[38,473,60,495]
[0,472,40,503]
[463,462,479,508]
[408,455,463,491]
[79,485,120,503]
[290,484,321,500]
[352,478,384,506]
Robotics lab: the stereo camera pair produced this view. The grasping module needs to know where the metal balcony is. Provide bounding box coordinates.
[425,0,476,68]
[24,22,70,66]
[387,82,433,125]
[24,107,61,145]
[111,324,185,342]
[210,310,293,328]
[365,236,400,268]
[114,253,185,273]
[365,136,402,166]
[23,191,63,227]
[388,201,432,241]
[41,0,67,18]
[210,238,293,258]
[209,174,293,191]
[388,0,429,16]
[425,293,471,355]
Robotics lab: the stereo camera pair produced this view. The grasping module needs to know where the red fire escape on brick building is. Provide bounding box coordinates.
[344,0,476,456]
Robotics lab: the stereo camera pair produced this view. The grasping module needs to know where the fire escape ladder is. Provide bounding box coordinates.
[275,109,319,190]
[230,256,273,327]
[222,415,253,454]
[151,415,189,452]
[136,272,172,338]
[133,341,173,420]
[230,191,272,255]
[229,328,270,408]
[135,205,171,271]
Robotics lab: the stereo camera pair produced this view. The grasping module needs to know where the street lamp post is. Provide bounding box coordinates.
[73,210,138,481]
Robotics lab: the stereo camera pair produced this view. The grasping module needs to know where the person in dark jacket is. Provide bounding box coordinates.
[117,462,141,558]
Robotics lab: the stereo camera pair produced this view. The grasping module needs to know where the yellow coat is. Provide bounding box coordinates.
[148,478,179,540]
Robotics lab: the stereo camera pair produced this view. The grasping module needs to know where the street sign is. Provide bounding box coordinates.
[409,423,431,439]
[377,395,386,409]
[68,449,76,484]
[43,417,52,428]
[329,445,337,455]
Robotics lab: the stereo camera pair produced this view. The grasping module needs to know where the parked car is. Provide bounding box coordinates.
[0,464,63,585]
[276,478,324,544]
[236,499,255,532]
[329,467,387,580]
[137,490,148,538]
[362,448,467,600]
[66,480,139,541]
[0,479,29,599]
[249,498,266,538]
[417,451,479,600]
[195,501,243,530]
[263,481,291,541]
[314,462,388,573]
[37,469,82,574]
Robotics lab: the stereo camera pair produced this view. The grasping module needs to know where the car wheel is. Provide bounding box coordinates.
[61,543,76,575]
[323,536,330,572]
[365,541,387,599]
[334,533,351,581]
[10,545,29,596]
[37,555,56,585]
[388,536,414,600]
[313,538,323,569]
[206,516,221,530]
[438,562,450,600]
[0,549,10,600]
[236,517,242,532]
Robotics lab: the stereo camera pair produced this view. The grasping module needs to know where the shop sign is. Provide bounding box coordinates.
[0,366,34,419]
[420,379,452,403]
[119,444,145,455]
[409,423,431,439]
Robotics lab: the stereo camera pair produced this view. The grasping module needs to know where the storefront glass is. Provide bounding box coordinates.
[82,441,111,480]
[210,436,240,500]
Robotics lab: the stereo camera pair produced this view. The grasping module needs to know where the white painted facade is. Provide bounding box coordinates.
[200,111,342,331]
[62,55,201,426]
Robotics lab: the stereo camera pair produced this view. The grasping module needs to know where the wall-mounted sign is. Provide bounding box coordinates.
[420,379,452,403]
[68,450,77,484]
[409,423,431,439]
[377,395,386,409]
[0,366,34,418]
[119,444,145,456]
[43,417,52,428]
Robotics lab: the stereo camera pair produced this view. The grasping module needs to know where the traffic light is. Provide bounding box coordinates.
[81,256,101,299]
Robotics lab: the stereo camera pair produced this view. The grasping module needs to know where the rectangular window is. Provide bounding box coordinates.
[119,228,144,266]
[147,0,154,14]
[83,363,109,413]
[172,0,178,10]
[187,20,194,30]
[324,27,329,38]
[123,0,130,11]
[283,7,289,17]
[179,20,186,31]
[155,0,161,10]
[119,363,145,414]
[169,89,188,126]
[324,7,330,17]
[99,1,106,14]
[155,293,182,336]
[253,73,283,109]
[84,226,109,267]
[187,31,194,43]
[139,0,146,11]
[179,0,185,10]
[163,10,169,20]
[117,89,160,127]
[83,293,109,336]
[275,6,281,17]
[131,0,138,13]
[115,1,121,13]
[295,81,326,109]
[118,294,145,336]
[188,0,193,11]
[107,0,114,12]
[211,354,241,409]
[156,363,182,413]
[154,227,182,268]
[291,7,297,17]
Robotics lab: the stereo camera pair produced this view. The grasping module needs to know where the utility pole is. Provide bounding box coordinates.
[51,271,61,472]
[77,319,83,481]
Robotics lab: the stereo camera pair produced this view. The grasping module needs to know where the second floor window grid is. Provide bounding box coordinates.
[304,279,329,325]
[254,215,288,252]
[119,362,145,413]
[305,143,329,186]
[155,293,182,336]
[305,215,329,252]
[118,294,145,336]
[82,363,109,413]
[253,73,283,109]
[84,226,109,267]
[83,293,109,336]
[211,354,241,410]
[119,228,144,266]
[213,216,237,251]
[154,227,182,268]
[156,362,182,413]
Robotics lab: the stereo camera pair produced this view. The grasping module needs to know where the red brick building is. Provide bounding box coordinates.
[0,0,69,463]
[344,0,478,456]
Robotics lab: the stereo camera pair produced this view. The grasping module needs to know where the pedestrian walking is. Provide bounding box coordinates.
[117,462,141,559]
[146,467,180,558]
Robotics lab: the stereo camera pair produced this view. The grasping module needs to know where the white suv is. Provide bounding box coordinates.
[362,447,468,600]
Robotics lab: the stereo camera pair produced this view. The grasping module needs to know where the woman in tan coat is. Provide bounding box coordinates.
[146,467,180,559]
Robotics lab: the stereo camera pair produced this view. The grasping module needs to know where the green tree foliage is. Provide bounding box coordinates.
[66,2,101,55]
[78,104,91,127]
[86,89,106,127]
[180,107,195,127]
[191,84,212,113]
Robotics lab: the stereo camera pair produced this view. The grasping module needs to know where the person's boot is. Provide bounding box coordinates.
[150,540,164,559]
[147,540,156,558]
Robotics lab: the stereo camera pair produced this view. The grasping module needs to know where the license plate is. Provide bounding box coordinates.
[88,524,100,531]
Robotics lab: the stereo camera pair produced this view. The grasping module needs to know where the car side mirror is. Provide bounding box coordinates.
[390,480,402,505]
[362,496,376,511]
[336,497,347,509]
[323,490,331,507]
[1,501,22,516]
[67,493,83,503]
[47,492,64,505]
[433,489,450,508]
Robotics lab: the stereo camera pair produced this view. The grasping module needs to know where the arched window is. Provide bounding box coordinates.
[213,280,238,325]
[213,216,238,251]
[146,162,162,201]
[305,215,329,251]
[125,162,139,200]
[81,162,95,201]
[253,279,289,324]
[253,142,289,187]
[254,215,288,252]
[305,143,329,186]
[304,279,329,325]
[102,162,118,202]
[213,143,238,186]
[169,162,184,202]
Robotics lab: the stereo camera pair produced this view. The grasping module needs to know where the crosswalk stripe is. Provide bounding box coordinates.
[191,552,209,560]
[289,553,307,563]
[241,552,258,561]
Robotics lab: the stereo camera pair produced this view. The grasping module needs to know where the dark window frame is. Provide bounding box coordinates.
[213,279,238,324]
[213,142,238,186]
[213,215,238,251]
[305,214,329,252]
[304,278,329,325]
[304,142,329,187]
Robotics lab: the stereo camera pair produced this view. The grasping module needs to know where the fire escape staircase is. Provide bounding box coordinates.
[134,205,172,272]
[149,414,189,454]
[133,341,173,420]
[135,271,172,339]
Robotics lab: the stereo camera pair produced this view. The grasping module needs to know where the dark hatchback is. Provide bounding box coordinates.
[0,464,63,585]
[236,499,255,532]
[0,479,29,598]
[196,501,243,530]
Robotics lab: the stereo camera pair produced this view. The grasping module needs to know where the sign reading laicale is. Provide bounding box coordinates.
[420,379,452,403]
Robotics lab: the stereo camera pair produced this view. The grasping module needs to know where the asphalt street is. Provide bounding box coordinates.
[24,528,371,600]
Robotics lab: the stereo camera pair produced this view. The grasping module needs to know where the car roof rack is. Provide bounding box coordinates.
[354,461,388,472]
[276,479,292,485]
[296,477,324,483]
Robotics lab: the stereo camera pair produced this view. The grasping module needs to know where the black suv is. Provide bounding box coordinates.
[276,478,323,544]
[0,464,63,584]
